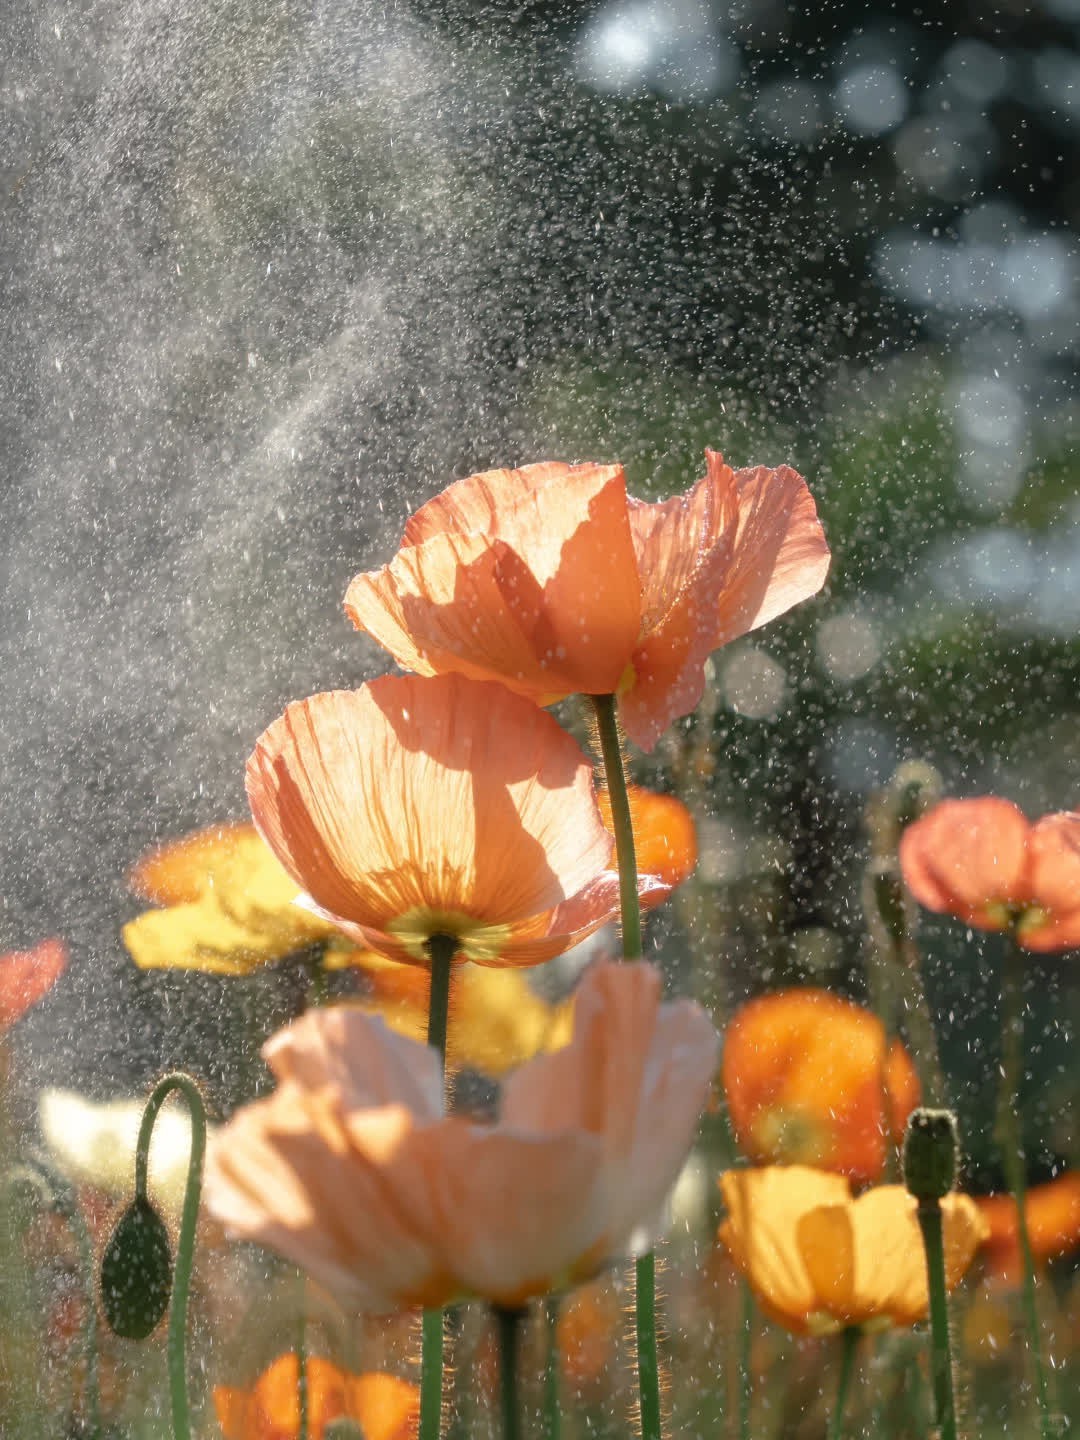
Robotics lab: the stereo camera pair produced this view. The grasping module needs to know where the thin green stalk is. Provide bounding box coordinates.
[135,1073,207,1440]
[297,1290,309,1440]
[914,1200,957,1440]
[995,937,1054,1440]
[738,1279,753,1440]
[495,1306,525,1440]
[543,1296,561,1440]
[590,692,642,961]
[828,1328,859,1440]
[591,694,660,1440]
[419,935,456,1440]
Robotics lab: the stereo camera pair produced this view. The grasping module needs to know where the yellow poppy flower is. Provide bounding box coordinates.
[718,1165,987,1336]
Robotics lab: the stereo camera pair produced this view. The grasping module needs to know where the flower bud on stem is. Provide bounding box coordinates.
[904,1108,959,1440]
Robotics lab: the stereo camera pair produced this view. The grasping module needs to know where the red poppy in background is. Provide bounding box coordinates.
[0,938,67,1031]
[214,1354,418,1440]
[597,785,698,907]
[976,1173,1080,1284]
[722,988,920,1185]
[899,798,1080,951]
[246,674,668,969]
[344,452,829,751]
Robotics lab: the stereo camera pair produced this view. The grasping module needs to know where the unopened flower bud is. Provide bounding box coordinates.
[903,1108,959,1203]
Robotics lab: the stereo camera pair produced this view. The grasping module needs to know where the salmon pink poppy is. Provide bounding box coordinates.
[899,799,1080,951]
[722,989,920,1185]
[344,453,829,751]
[0,938,67,1031]
[204,959,719,1311]
[246,673,667,969]
[718,1166,986,1336]
[214,1354,418,1440]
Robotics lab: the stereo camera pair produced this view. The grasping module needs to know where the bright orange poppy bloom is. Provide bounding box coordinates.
[718,1166,986,1336]
[246,674,668,969]
[899,798,1080,951]
[0,939,67,1031]
[205,959,719,1311]
[597,786,697,907]
[721,989,920,1185]
[214,1354,418,1440]
[975,1173,1080,1283]
[344,453,829,752]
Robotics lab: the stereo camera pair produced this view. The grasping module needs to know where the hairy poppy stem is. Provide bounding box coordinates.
[135,1073,207,1440]
[543,1296,561,1440]
[995,937,1055,1440]
[828,1327,859,1440]
[495,1306,525,1440]
[591,694,659,1440]
[590,693,642,961]
[5,1160,102,1437]
[914,1198,958,1440]
[297,1288,309,1440]
[419,934,456,1440]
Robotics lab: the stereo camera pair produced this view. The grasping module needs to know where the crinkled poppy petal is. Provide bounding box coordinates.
[1021,811,1080,951]
[900,797,1032,925]
[345,464,642,698]
[345,1373,420,1440]
[845,1185,929,1326]
[796,1204,859,1322]
[709,455,831,646]
[0,938,67,1030]
[247,675,614,943]
[263,1007,443,1120]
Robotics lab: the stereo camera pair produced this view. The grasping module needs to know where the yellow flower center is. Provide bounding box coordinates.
[752,1106,831,1167]
[386,908,514,965]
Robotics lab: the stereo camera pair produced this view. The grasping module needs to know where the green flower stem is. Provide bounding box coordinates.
[135,1073,207,1440]
[738,1279,753,1440]
[995,936,1054,1440]
[419,935,456,1440]
[591,694,660,1440]
[297,1290,309,1440]
[914,1199,957,1440]
[7,1161,101,1436]
[828,1328,859,1440]
[495,1306,525,1440]
[543,1296,561,1440]
[590,693,642,961]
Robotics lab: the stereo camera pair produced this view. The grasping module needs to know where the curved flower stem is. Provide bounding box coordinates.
[914,1198,957,1440]
[543,1296,561,1440]
[590,693,642,961]
[495,1306,525,1440]
[591,694,659,1440]
[134,1073,206,1440]
[995,936,1054,1440]
[419,934,456,1440]
[828,1328,859,1440]
[7,1160,101,1436]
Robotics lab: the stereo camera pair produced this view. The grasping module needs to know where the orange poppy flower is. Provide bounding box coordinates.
[214,1353,418,1440]
[597,786,697,907]
[721,989,920,1185]
[899,798,1080,951]
[975,1173,1080,1284]
[0,938,67,1031]
[246,673,668,969]
[718,1166,986,1336]
[204,959,719,1311]
[344,453,829,752]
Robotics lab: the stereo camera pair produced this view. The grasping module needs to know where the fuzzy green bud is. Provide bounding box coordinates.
[903,1108,959,1202]
[100,1195,173,1339]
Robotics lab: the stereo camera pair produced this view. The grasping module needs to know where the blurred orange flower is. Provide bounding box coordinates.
[721,989,920,1184]
[899,798,1080,951]
[344,453,829,751]
[597,786,697,907]
[205,959,718,1311]
[976,1173,1080,1284]
[0,938,67,1031]
[718,1166,986,1336]
[247,674,667,969]
[214,1353,418,1440]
